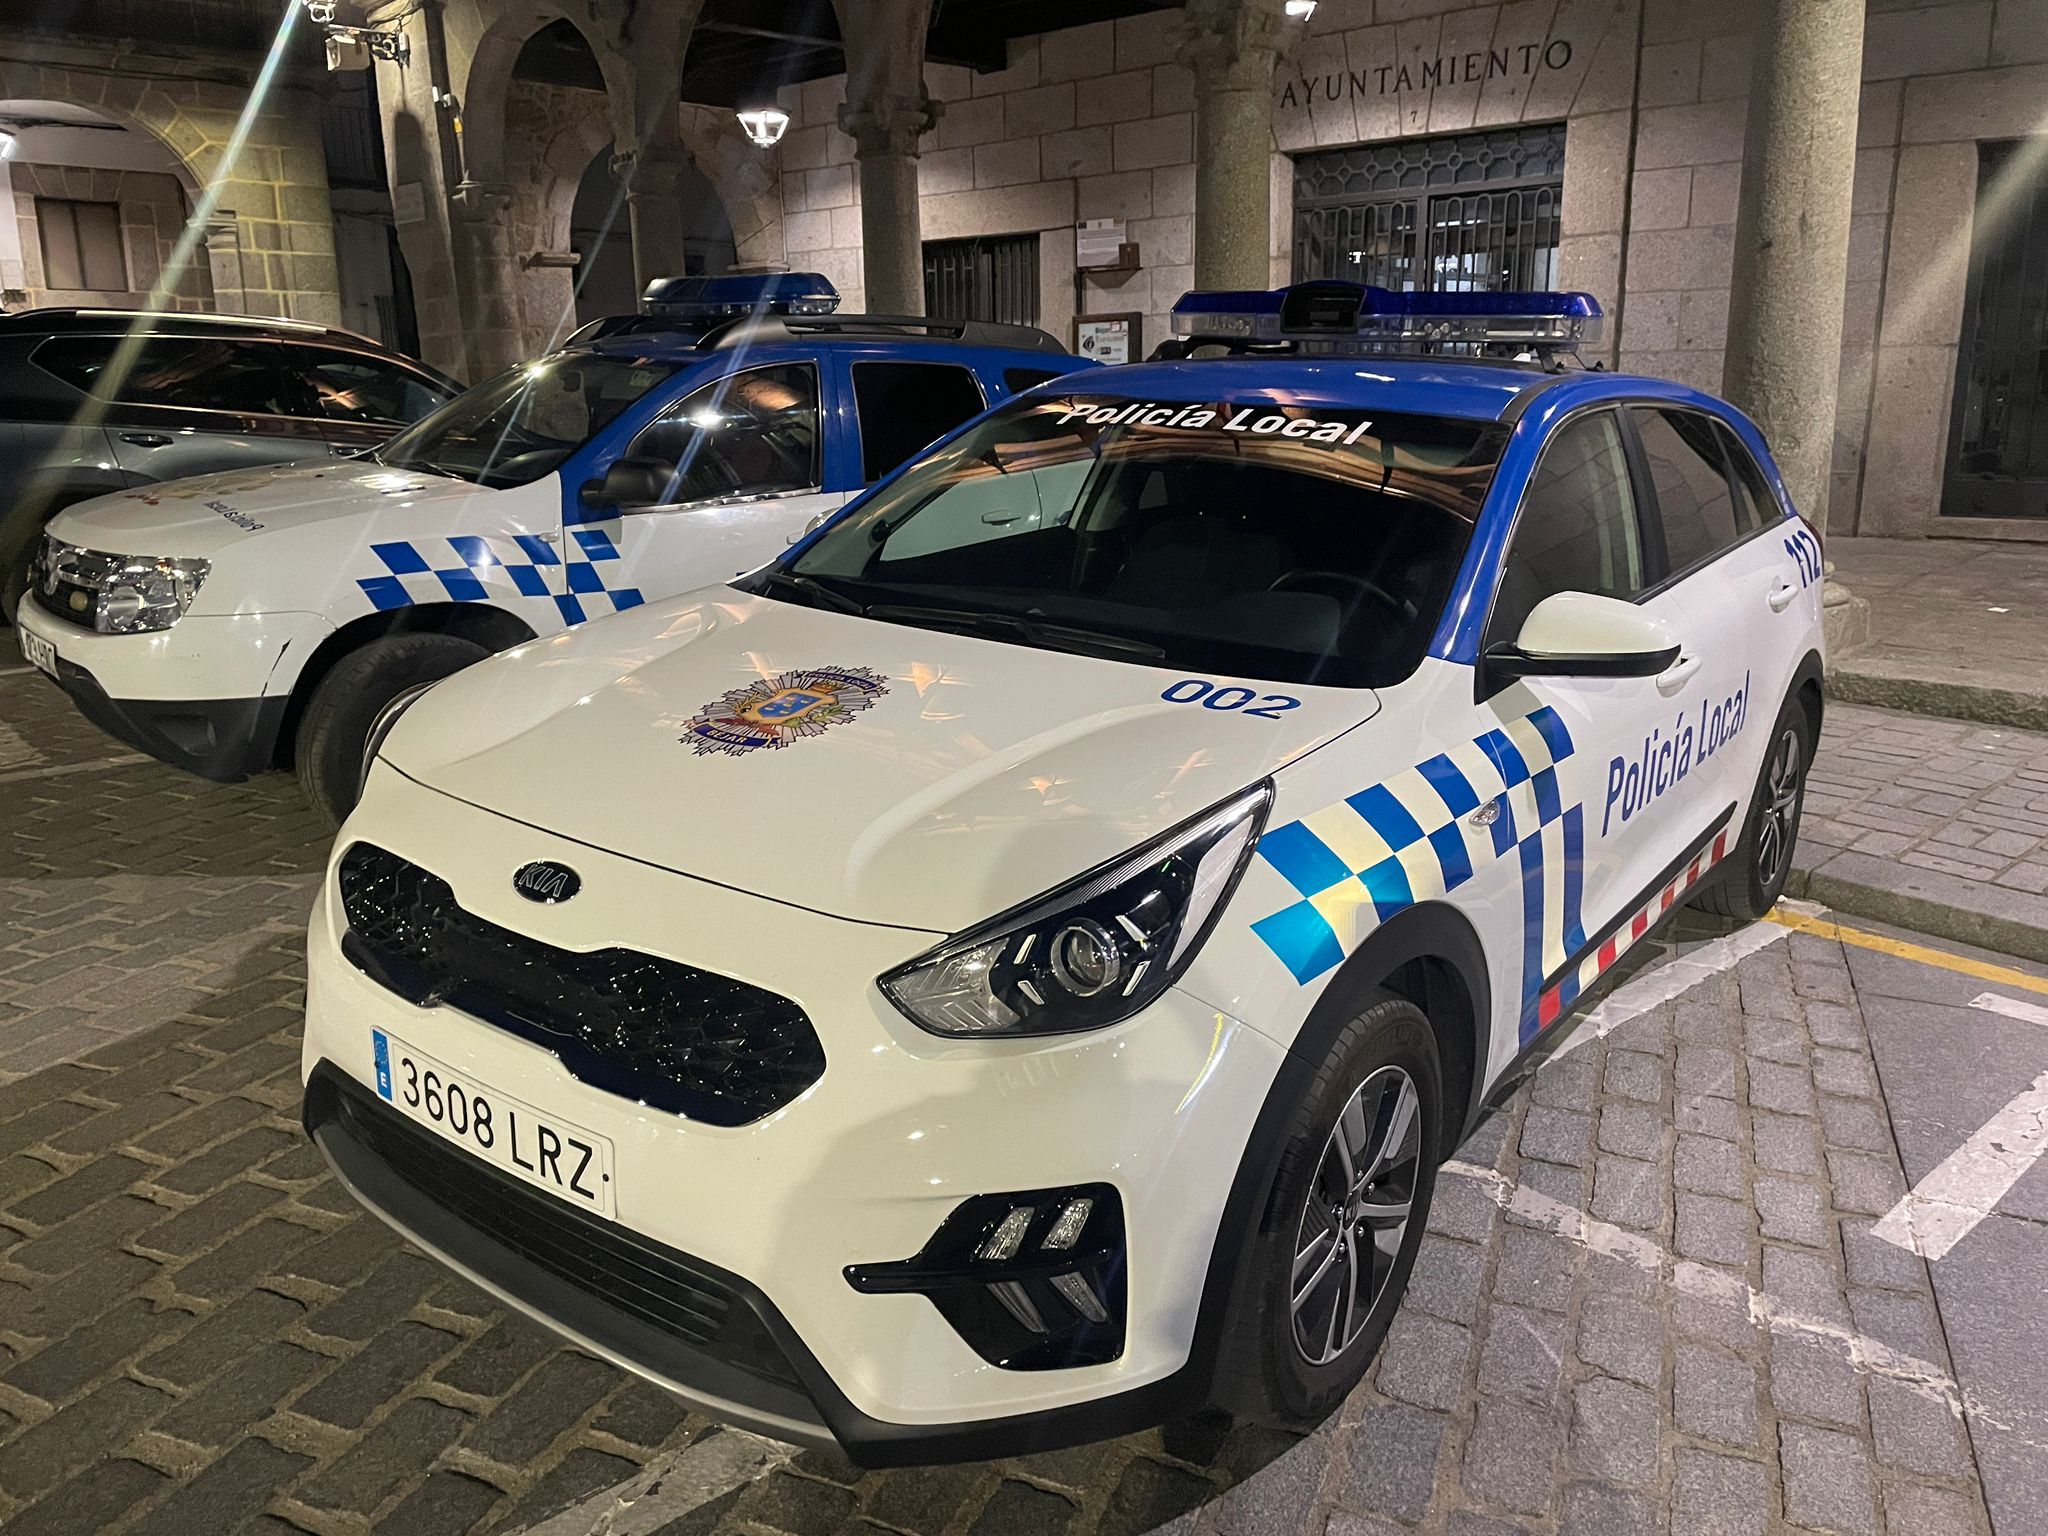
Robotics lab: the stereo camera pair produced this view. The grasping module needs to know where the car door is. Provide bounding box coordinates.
[1478,407,1711,1029]
[36,334,331,484]
[574,358,844,610]
[1624,404,1806,838]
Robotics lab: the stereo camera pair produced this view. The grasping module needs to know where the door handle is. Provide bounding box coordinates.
[119,432,172,448]
[1766,581,1798,612]
[1657,654,1701,694]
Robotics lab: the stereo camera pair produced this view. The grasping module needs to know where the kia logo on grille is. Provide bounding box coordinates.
[512,860,580,904]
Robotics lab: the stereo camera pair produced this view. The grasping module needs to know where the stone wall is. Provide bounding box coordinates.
[0,43,342,325]
[772,7,1207,354]
[6,162,213,311]
[766,0,2048,539]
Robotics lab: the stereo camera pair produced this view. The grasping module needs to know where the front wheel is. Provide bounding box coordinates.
[1693,694,1812,922]
[1214,996,1441,1430]
[295,632,487,827]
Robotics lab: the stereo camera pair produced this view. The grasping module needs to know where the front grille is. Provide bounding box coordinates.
[305,1065,802,1387]
[30,538,108,630]
[338,842,826,1126]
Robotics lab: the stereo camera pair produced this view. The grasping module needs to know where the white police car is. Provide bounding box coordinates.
[300,282,1825,1464]
[13,274,1080,822]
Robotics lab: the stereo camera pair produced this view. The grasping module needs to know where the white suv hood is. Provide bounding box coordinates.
[380,589,1380,933]
[48,461,481,560]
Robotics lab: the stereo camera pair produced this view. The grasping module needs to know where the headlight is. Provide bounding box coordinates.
[879,781,1273,1037]
[39,537,209,634]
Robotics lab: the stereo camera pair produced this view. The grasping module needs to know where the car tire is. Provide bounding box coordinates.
[1692,693,1813,922]
[296,632,487,827]
[1214,995,1442,1431]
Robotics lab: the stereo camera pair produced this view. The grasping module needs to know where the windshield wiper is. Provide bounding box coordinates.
[754,569,865,615]
[864,604,1166,663]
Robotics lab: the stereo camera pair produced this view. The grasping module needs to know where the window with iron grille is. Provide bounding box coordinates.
[924,233,1041,326]
[37,199,129,293]
[1292,124,1565,293]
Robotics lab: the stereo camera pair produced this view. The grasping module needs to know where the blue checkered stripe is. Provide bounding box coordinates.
[357,529,645,627]
[1250,706,1585,1042]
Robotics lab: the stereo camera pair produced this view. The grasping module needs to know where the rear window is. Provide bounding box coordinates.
[851,361,986,482]
[767,392,1508,688]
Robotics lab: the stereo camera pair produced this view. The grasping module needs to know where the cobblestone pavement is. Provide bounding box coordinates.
[1796,704,2048,960]
[0,646,2038,1535]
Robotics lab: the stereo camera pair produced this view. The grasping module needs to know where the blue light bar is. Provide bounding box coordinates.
[1170,282,1603,352]
[642,272,841,319]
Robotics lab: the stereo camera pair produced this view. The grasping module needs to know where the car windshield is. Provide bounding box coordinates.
[374,351,680,488]
[752,391,1508,687]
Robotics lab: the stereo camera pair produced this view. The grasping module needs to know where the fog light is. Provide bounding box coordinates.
[846,1184,1126,1370]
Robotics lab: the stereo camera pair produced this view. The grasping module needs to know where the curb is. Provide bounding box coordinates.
[1827,668,2048,735]
[1786,856,2048,969]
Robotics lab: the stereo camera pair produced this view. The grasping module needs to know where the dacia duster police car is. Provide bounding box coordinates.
[14,274,1080,822]
[300,282,1825,1464]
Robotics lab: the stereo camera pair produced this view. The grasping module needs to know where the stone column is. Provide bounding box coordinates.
[616,144,691,293]
[840,100,935,314]
[450,180,528,378]
[1721,0,1868,648]
[1176,0,1290,291]
[832,0,939,316]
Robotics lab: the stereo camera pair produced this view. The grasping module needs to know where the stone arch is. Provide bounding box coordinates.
[443,0,631,193]
[502,79,616,349]
[678,107,785,271]
[0,54,339,321]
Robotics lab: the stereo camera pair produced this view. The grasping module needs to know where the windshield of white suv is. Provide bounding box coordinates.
[749,391,1508,687]
[374,351,680,488]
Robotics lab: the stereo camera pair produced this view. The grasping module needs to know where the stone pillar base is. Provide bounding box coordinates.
[1822,578,1870,661]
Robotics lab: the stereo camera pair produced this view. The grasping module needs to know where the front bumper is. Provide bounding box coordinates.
[302,761,1287,1462]
[16,597,319,780]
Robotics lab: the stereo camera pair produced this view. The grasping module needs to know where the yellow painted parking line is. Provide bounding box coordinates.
[1766,906,2048,999]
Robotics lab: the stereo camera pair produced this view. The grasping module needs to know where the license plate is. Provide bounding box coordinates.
[371,1029,616,1219]
[19,629,56,679]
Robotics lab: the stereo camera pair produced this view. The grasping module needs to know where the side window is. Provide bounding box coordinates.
[1711,419,1778,534]
[1492,411,1646,644]
[852,362,986,483]
[37,337,315,417]
[1633,407,1743,576]
[624,362,819,507]
[293,347,449,426]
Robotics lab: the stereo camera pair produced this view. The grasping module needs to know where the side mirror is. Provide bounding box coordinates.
[579,456,673,511]
[1483,591,1681,680]
[785,510,828,546]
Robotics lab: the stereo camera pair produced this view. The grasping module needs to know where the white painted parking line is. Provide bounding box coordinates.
[1870,1069,2048,1261]
[508,1428,791,1536]
[0,665,34,677]
[1970,991,2048,1030]
[1444,1160,1966,1413]
[1547,899,1818,1061]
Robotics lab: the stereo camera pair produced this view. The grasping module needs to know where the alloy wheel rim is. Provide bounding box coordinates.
[1291,1064,1421,1366]
[1755,726,1802,890]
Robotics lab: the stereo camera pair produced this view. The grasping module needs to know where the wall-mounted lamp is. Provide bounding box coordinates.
[1286,0,1317,17]
[736,107,790,149]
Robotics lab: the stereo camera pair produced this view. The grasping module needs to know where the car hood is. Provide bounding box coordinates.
[380,590,1380,933]
[47,461,488,558]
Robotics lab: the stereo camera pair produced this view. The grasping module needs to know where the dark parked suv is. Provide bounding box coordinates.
[0,308,457,620]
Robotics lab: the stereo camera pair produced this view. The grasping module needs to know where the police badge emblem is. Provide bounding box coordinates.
[681,665,889,757]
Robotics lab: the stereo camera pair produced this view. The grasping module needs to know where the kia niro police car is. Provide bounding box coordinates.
[300,282,1825,1465]
[15,274,1079,822]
